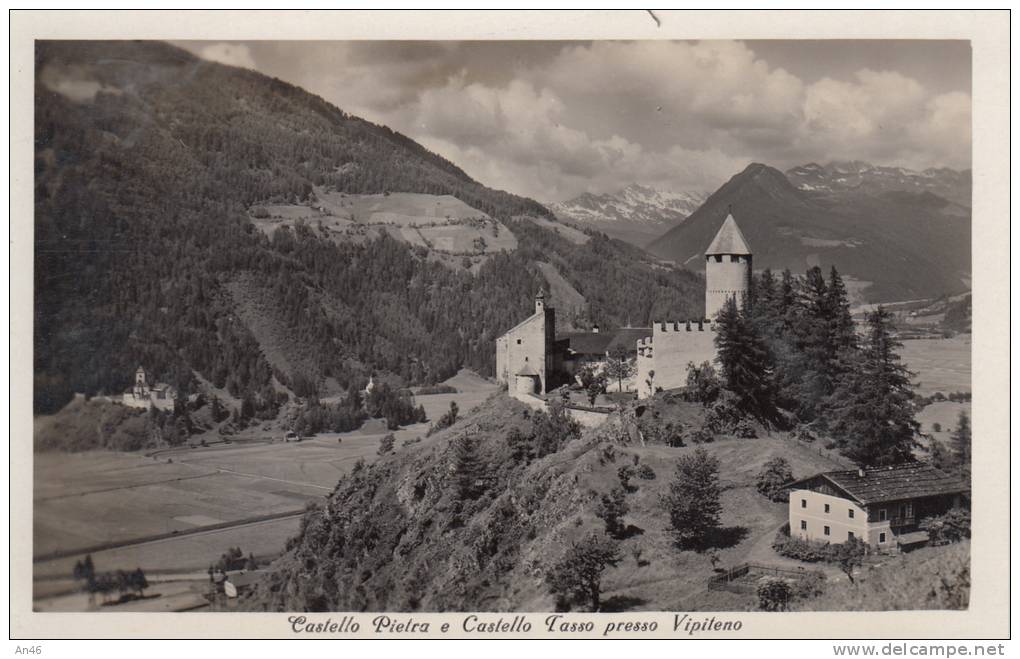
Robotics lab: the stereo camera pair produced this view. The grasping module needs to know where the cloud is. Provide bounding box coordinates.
[197,43,257,70]
[181,40,971,200]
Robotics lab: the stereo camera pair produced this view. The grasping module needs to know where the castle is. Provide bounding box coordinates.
[495,213,752,403]
[637,213,752,397]
[122,366,177,411]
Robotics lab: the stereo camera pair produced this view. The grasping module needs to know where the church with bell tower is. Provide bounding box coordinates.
[494,288,559,401]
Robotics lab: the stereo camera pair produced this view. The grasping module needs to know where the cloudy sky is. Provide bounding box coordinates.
[176,39,971,203]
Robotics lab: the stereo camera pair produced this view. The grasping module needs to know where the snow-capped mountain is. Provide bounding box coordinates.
[549,184,708,246]
[786,161,971,207]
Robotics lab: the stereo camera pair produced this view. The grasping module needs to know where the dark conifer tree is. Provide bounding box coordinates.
[826,266,857,353]
[452,435,484,500]
[826,307,918,466]
[950,410,971,477]
[714,296,777,422]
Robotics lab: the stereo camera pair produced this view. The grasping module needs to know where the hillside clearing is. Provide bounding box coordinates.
[524,215,591,245]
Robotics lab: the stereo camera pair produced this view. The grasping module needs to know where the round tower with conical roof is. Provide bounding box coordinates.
[705,212,752,320]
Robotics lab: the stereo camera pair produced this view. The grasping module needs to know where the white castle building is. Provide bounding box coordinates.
[636,214,752,398]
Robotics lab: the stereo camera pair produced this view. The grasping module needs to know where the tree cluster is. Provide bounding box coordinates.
[713,266,920,467]
[72,555,150,604]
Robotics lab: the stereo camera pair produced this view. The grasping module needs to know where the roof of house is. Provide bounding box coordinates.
[705,214,752,255]
[788,462,969,506]
[559,328,652,356]
[559,331,613,356]
[607,327,653,352]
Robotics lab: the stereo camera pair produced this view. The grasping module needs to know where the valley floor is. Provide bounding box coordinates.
[32,372,498,611]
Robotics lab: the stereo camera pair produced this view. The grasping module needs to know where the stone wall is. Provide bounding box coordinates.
[636,320,719,398]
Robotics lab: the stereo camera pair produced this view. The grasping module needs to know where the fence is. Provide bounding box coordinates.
[707,562,812,594]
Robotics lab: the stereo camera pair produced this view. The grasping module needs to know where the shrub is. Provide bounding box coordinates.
[772,527,867,583]
[531,402,581,458]
[920,508,971,545]
[791,569,827,601]
[732,420,757,439]
[757,577,792,611]
[636,464,656,480]
[617,465,637,493]
[377,433,395,455]
[932,422,942,433]
[771,527,832,563]
[756,457,794,502]
[684,361,721,405]
[595,487,629,539]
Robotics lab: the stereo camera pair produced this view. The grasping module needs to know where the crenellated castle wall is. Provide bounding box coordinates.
[637,319,718,398]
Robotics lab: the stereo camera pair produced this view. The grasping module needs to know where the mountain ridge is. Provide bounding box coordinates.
[549,184,707,247]
[645,162,971,302]
[33,40,704,413]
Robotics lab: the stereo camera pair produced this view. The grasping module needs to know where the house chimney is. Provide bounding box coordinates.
[857,468,866,478]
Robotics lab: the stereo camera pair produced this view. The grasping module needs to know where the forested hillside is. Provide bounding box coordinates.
[34,40,701,413]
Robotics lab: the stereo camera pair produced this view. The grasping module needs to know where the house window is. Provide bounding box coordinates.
[848,531,855,540]
[824,504,830,513]
[878,509,887,521]
[823,526,830,536]
[516,339,522,345]
[848,509,854,519]
[801,499,807,509]
[800,520,807,531]
[730,255,740,262]
[879,532,887,543]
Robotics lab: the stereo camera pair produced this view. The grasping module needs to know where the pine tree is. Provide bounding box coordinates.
[826,307,918,466]
[452,435,484,500]
[714,296,776,422]
[826,266,857,353]
[663,447,722,550]
[950,411,971,476]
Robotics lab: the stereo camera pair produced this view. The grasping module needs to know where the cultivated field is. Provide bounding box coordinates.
[916,400,971,443]
[250,190,517,256]
[523,215,590,245]
[33,371,499,605]
[899,335,971,395]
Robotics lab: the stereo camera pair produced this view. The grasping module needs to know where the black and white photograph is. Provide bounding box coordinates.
[10,8,1010,643]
